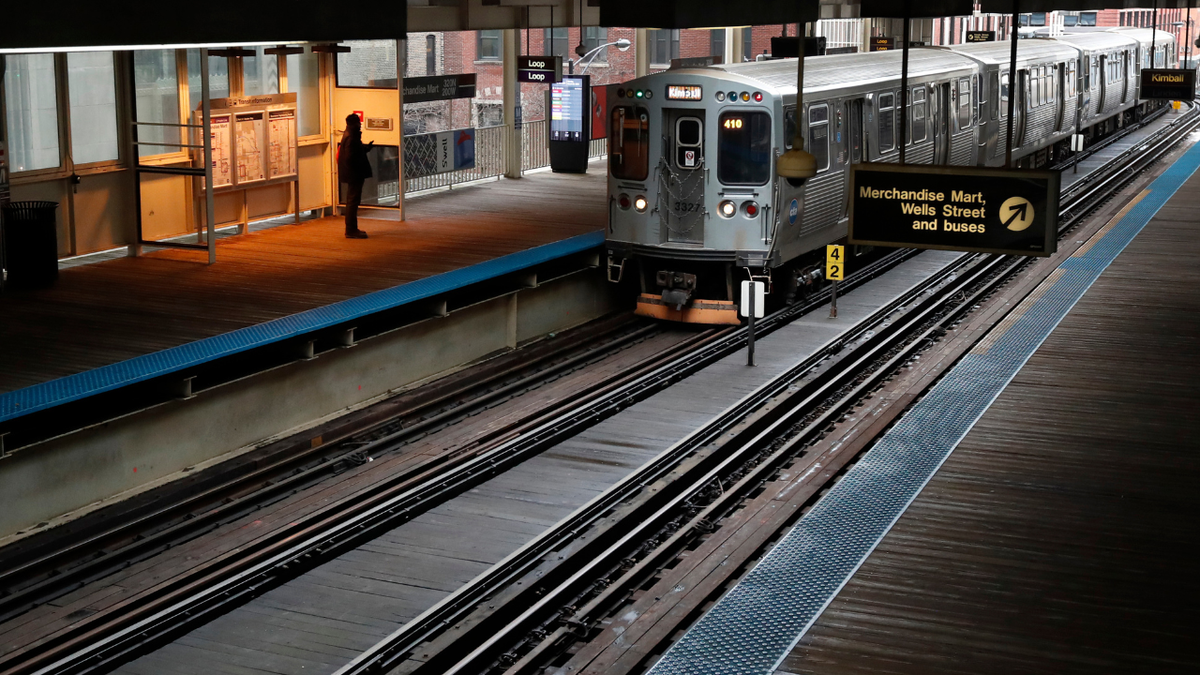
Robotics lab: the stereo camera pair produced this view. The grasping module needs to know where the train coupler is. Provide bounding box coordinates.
[656,271,697,310]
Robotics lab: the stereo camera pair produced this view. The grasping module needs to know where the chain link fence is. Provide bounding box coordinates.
[402,122,607,195]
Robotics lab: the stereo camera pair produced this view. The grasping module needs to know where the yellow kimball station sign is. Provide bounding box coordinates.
[848,164,1059,256]
[1139,68,1197,101]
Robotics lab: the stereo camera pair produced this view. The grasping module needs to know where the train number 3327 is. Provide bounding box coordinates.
[674,201,702,213]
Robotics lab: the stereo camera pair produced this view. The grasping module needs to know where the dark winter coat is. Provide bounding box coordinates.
[338,127,373,182]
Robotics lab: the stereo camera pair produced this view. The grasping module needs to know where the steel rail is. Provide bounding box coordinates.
[5,248,917,675]
[0,319,659,623]
[344,107,1200,675]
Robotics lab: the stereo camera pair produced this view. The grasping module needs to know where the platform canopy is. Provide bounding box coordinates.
[0,0,406,52]
[863,0,1195,17]
[600,0,819,29]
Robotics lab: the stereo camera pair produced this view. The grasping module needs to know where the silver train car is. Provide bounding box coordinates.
[605,28,1178,324]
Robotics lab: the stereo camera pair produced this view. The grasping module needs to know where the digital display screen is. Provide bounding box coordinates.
[551,77,585,142]
[667,85,703,101]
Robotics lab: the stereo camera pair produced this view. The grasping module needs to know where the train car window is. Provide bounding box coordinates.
[1000,72,1009,119]
[784,107,796,149]
[957,78,971,130]
[806,104,831,172]
[991,72,1000,120]
[675,117,703,169]
[1031,70,1041,107]
[878,93,895,152]
[718,110,772,185]
[911,87,927,142]
[610,106,650,181]
[973,75,982,124]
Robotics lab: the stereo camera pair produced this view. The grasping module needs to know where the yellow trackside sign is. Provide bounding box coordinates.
[826,245,845,281]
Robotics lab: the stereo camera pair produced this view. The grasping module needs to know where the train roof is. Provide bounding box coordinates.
[712,48,976,96]
[1055,31,1142,51]
[947,38,1079,65]
[1105,27,1176,48]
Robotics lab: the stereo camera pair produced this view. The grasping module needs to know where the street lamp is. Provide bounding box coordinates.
[575,38,633,74]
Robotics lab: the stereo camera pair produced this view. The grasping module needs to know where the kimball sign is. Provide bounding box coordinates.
[848,164,1059,257]
[1140,68,1196,100]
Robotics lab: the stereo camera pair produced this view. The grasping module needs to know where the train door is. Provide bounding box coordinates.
[661,110,706,244]
[1098,54,1108,110]
[848,99,864,165]
[1121,51,1130,103]
[1080,56,1091,120]
[934,82,952,164]
[1056,63,1067,132]
[1014,70,1028,149]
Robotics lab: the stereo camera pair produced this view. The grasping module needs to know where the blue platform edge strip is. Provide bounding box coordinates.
[0,231,605,424]
[647,145,1200,675]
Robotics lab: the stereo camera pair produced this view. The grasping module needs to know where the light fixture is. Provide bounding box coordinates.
[753,92,764,102]
[634,196,648,212]
[719,200,737,218]
[716,91,726,101]
[740,92,751,102]
[618,194,631,210]
[743,201,760,217]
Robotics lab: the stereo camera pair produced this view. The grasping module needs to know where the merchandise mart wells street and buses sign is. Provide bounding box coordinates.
[848,164,1059,257]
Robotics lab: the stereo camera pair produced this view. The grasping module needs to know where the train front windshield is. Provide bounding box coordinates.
[717,111,772,185]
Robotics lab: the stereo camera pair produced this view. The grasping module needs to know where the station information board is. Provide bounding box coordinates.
[848,164,1059,257]
[551,76,587,142]
[965,31,996,42]
[1139,68,1197,100]
[402,74,477,103]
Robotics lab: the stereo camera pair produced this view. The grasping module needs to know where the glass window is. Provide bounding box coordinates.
[610,106,649,181]
[243,48,280,96]
[133,50,181,157]
[711,29,725,59]
[426,35,437,76]
[1064,15,1079,27]
[912,87,927,142]
[477,30,502,61]
[336,40,398,87]
[1079,12,1097,27]
[957,78,971,130]
[1030,12,1046,27]
[718,110,772,184]
[805,105,829,173]
[742,27,753,62]
[1031,71,1040,107]
[67,52,119,165]
[286,52,321,138]
[546,27,609,63]
[544,28,570,61]
[4,53,60,173]
[650,29,680,65]
[1000,72,1009,119]
[187,50,229,102]
[878,93,895,152]
[784,107,796,149]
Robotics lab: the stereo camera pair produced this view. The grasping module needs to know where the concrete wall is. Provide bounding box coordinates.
[0,267,622,540]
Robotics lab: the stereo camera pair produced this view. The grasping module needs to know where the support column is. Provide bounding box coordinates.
[396,39,407,220]
[730,27,745,64]
[635,28,650,77]
[503,29,522,179]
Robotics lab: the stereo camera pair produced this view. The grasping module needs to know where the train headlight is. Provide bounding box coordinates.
[618,193,631,210]
[743,201,760,217]
[718,200,737,218]
[634,196,648,213]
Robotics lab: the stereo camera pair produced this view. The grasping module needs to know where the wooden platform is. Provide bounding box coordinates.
[0,167,605,394]
[780,154,1200,674]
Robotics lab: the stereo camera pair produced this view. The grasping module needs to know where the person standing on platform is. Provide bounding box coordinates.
[338,113,374,239]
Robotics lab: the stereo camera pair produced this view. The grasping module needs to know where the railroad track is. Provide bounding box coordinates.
[331,102,1200,675]
[6,103,1195,675]
[0,242,912,675]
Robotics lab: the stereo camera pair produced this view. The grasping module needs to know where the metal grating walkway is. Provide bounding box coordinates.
[646,143,1200,675]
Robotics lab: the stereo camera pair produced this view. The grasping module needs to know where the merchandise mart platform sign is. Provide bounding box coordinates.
[848,163,1059,257]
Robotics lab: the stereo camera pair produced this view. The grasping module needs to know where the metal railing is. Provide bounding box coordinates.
[402,122,607,195]
[815,18,864,51]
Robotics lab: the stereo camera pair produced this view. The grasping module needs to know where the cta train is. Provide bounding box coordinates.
[605,28,1180,324]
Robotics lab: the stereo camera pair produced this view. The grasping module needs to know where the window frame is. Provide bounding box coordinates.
[877,92,896,153]
[911,86,928,143]
[477,30,503,61]
[999,71,1009,120]
[649,29,681,66]
[805,104,830,173]
[956,77,972,130]
[283,51,326,144]
[131,48,192,166]
[610,105,650,181]
[717,109,774,185]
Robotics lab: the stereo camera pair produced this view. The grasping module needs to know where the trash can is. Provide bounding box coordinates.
[1,201,60,289]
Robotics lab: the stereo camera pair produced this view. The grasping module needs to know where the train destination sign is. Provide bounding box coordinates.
[1139,68,1196,100]
[848,164,1059,257]
[965,31,996,42]
[518,56,563,83]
